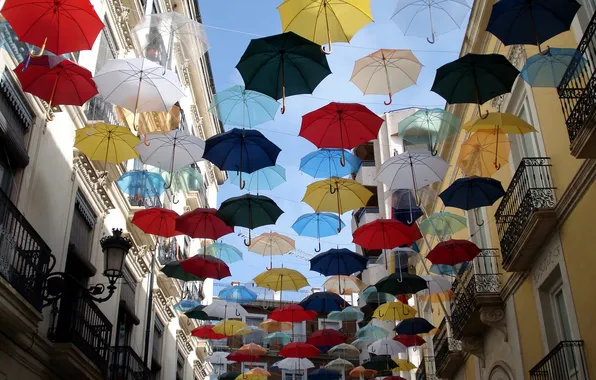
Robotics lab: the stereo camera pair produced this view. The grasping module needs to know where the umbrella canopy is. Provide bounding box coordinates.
[392,359,416,371]
[356,325,390,340]
[328,306,365,322]
[132,208,181,238]
[213,320,249,336]
[75,123,140,165]
[362,355,398,371]
[248,232,295,269]
[391,189,423,226]
[418,275,453,302]
[394,317,435,335]
[219,372,241,380]
[173,299,201,313]
[210,85,279,127]
[300,149,362,179]
[374,273,428,295]
[276,358,315,371]
[228,165,286,192]
[136,130,205,177]
[353,219,422,252]
[439,177,505,210]
[358,286,396,306]
[299,291,349,313]
[292,212,345,252]
[368,339,406,356]
[427,239,481,266]
[280,342,321,358]
[350,49,422,105]
[205,352,230,364]
[203,300,248,319]
[191,325,227,340]
[521,48,585,87]
[160,167,204,195]
[393,334,426,348]
[419,212,467,237]
[117,170,166,199]
[349,366,377,378]
[185,305,221,321]
[253,268,309,292]
[238,343,268,356]
[268,305,317,323]
[309,369,342,380]
[199,242,243,264]
[259,319,293,333]
[326,358,355,372]
[160,261,204,282]
[373,302,417,321]
[458,131,511,177]
[227,351,262,363]
[180,255,231,280]
[306,329,347,348]
[310,248,368,276]
[176,208,233,241]
[236,31,331,113]
[219,285,258,303]
[245,368,271,377]
[324,276,366,296]
[398,108,461,153]
[329,343,360,358]
[430,262,469,276]
[264,332,292,346]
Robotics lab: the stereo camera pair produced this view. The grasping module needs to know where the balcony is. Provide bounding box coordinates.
[450,249,504,339]
[110,346,151,380]
[558,11,596,158]
[433,319,464,379]
[529,341,588,380]
[353,206,380,227]
[0,189,52,334]
[495,158,557,272]
[416,357,438,380]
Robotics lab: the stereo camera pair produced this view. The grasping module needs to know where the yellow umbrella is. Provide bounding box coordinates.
[259,319,293,333]
[239,343,268,356]
[248,232,295,270]
[302,177,373,232]
[418,290,454,303]
[391,358,416,371]
[324,275,366,295]
[373,301,417,321]
[75,123,140,170]
[245,368,271,377]
[235,374,266,380]
[253,268,309,306]
[213,320,248,336]
[458,130,511,177]
[278,0,374,54]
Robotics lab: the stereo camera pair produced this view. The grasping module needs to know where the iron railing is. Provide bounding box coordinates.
[110,346,151,380]
[416,357,439,380]
[529,341,588,380]
[0,189,52,311]
[495,158,556,266]
[432,319,462,373]
[558,11,596,145]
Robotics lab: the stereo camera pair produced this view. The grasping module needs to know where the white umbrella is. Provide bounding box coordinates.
[203,299,247,319]
[328,343,360,358]
[276,358,314,371]
[205,352,230,364]
[418,275,453,296]
[367,338,407,356]
[325,358,355,372]
[351,338,373,351]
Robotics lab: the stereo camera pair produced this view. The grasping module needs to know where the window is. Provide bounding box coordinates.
[364,186,378,208]
[241,362,267,374]
[282,369,306,380]
[176,351,185,380]
[293,322,306,342]
[151,317,164,378]
[244,314,266,345]
[318,319,342,330]
[69,191,96,261]
[510,100,543,167]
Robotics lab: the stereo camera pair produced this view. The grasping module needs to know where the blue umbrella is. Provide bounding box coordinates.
[310,248,368,278]
[210,85,280,128]
[429,262,469,276]
[218,285,258,303]
[203,128,282,190]
[308,369,342,380]
[292,212,344,252]
[173,299,202,313]
[394,317,435,335]
[117,170,166,199]
[228,164,286,191]
[486,0,581,54]
[521,48,585,87]
[391,189,423,225]
[439,177,505,226]
[328,306,364,322]
[300,148,361,178]
[199,242,243,264]
[264,332,291,346]
[299,291,349,313]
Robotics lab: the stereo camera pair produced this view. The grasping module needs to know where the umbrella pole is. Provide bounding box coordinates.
[381,51,393,105]
[281,56,286,114]
[321,1,333,55]
[239,134,246,189]
[335,183,342,233]
[473,76,489,119]
[164,143,177,189]
[46,76,59,121]
[529,9,550,56]
[133,71,144,132]
[493,125,501,170]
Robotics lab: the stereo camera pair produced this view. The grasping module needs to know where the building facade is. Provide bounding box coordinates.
[0,0,223,379]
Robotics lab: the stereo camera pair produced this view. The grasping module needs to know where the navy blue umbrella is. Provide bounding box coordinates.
[203,128,281,190]
[394,317,435,335]
[392,189,423,226]
[310,248,369,277]
[308,369,342,380]
[486,0,581,55]
[439,177,505,211]
[299,291,349,313]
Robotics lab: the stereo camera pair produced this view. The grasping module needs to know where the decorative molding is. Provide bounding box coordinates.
[189,105,205,139]
[177,329,193,356]
[480,306,508,341]
[461,336,485,363]
[73,153,115,212]
[532,237,563,286]
[507,44,526,69]
[107,0,133,51]
[154,288,175,322]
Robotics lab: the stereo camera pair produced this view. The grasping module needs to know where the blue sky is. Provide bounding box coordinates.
[196,0,469,288]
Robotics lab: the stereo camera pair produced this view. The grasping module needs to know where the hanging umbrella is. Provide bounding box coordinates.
[227,351,261,363]
[306,329,347,348]
[219,372,242,380]
[299,102,384,166]
[264,332,292,346]
[219,285,258,303]
[356,326,389,340]
[328,343,360,358]
[300,149,362,179]
[292,212,345,252]
[394,334,426,348]
[521,48,585,87]
[180,255,231,280]
[368,339,406,356]
[328,307,365,322]
[1,0,104,56]
[117,170,166,200]
[259,319,293,333]
[350,49,423,105]
[376,248,418,271]
[248,232,295,270]
[199,242,243,264]
[213,320,249,336]
[276,358,315,371]
[302,177,373,232]
[373,301,417,321]
[204,300,248,319]
[487,0,581,55]
[326,358,355,372]
[205,352,231,364]
[391,189,423,226]
[210,85,279,127]
[418,275,453,303]
[353,219,421,260]
[132,208,181,238]
[419,212,467,237]
[351,338,374,351]
[429,262,469,276]
[349,366,377,379]
[245,368,271,377]
[439,177,505,225]
[75,123,140,169]
[309,369,342,380]
[299,291,349,313]
[398,108,461,154]
[431,53,520,118]
[280,342,321,358]
[216,194,284,246]
[391,0,470,43]
[427,239,481,266]
[374,273,428,296]
[173,299,201,313]
[228,165,286,192]
[160,167,204,203]
[358,286,395,307]
[236,31,331,113]
[392,359,416,371]
[268,304,317,323]
[185,305,221,321]
[238,343,268,356]
[310,248,368,277]
[160,261,204,282]
[254,268,309,304]
[176,208,233,244]
[15,56,97,120]
[324,276,366,296]
[235,372,265,380]
[362,355,398,371]
[458,131,511,177]
[191,325,227,340]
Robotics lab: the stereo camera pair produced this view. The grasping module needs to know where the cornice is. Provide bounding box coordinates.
[176,329,194,356]
[72,153,115,212]
[154,288,175,322]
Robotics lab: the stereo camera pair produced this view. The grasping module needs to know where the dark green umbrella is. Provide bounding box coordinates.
[431,53,519,119]
[218,372,241,380]
[160,261,204,282]
[235,31,332,114]
[184,305,221,321]
[374,273,428,296]
[362,355,398,371]
[216,194,284,246]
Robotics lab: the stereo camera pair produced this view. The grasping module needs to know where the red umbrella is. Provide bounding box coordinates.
[299,102,383,166]
[393,334,426,348]
[180,255,231,280]
[426,239,481,266]
[227,351,261,363]
[279,342,321,358]
[1,0,104,56]
[382,377,407,380]
[191,325,227,340]
[132,208,181,238]
[176,208,233,243]
[306,329,347,347]
[268,304,317,323]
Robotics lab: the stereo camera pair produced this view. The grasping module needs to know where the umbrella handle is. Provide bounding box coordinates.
[474,208,485,227]
[426,33,436,44]
[46,109,55,121]
[477,103,489,119]
[173,193,179,204]
[340,150,346,167]
[539,46,551,56]
[321,1,332,55]
[30,37,47,57]
[239,171,246,190]
[314,241,321,252]
[244,230,252,246]
[143,134,151,147]
[164,172,174,190]
[384,93,393,106]
[493,161,501,170]
[236,309,241,317]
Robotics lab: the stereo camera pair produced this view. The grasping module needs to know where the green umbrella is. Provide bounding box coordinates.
[357,286,395,307]
[160,261,204,282]
[264,332,291,346]
[374,273,428,295]
[431,53,519,118]
[419,212,467,236]
[362,355,398,371]
[161,167,204,203]
[398,108,461,154]
[184,305,221,321]
[215,194,284,246]
[356,325,390,340]
[328,306,365,322]
[235,31,332,114]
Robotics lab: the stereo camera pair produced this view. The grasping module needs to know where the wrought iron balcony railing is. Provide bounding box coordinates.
[110,345,151,380]
[495,158,556,269]
[0,189,52,311]
[529,341,588,380]
[416,356,438,380]
[433,318,463,378]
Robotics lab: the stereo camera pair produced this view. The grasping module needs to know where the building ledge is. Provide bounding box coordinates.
[50,343,104,380]
[0,275,42,336]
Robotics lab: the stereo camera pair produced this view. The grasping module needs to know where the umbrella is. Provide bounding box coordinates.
[235,374,265,380]
[302,177,373,231]
[353,219,422,261]
[393,334,426,348]
[253,269,309,303]
[439,177,506,221]
[238,343,268,356]
[219,372,242,380]
[310,248,368,277]
[1,0,104,56]
[180,255,231,280]
[132,208,181,238]
[216,194,284,246]
[328,307,365,322]
[358,286,395,306]
[210,85,279,127]
[391,189,423,226]
[373,301,417,321]
[276,358,315,371]
[486,0,581,55]
[308,369,342,380]
[328,343,360,358]
[458,131,511,177]
[185,305,221,321]
[324,276,366,296]
[362,356,398,371]
[368,339,406,356]
[268,304,317,323]
[427,239,481,266]
[350,49,422,105]
[299,102,384,166]
[199,242,243,264]
[374,273,428,295]
[176,208,233,243]
[245,368,271,377]
[349,366,377,379]
[292,212,345,252]
[259,319,293,333]
[191,325,227,340]
[306,329,347,348]
[204,128,282,189]
[227,351,261,363]
[398,108,461,154]
[431,53,520,118]
[236,31,331,113]
[418,275,453,302]
[299,291,349,313]
[117,170,166,200]
[264,332,291,346]
[429,262,469,276]
[392,359,416,371]
[15,56,97,119]
[351,338,374,351]
[325,358,355,372]
[160,261,204,282]
[419,212,467,237]
[300,149,362,179]
[394,318,435,335]
[228,165,286,192]
[160,167,204,203]
[280,342,321,358]
[205,352,230,364]
[75,123,140,169]
[173,299,201,313]
[213,320,249,336]
[203,300,248,319]
[248,232,295,270]
[391,0,470,43]
[376,248,418,270]
[521,48,585,87]
[219,285,258,303]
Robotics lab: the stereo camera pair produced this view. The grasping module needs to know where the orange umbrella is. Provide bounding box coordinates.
[238,343,268,356]
[245,368,271,377]
[259,319,293,333]
[458,130,510,177]
[349,366,377,379]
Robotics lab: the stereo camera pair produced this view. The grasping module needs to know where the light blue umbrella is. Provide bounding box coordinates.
[210,85,280,127]
[398,108,461,154]
[418,212,467,236]
[356,325,390,340]
[328,306,364,321]
[264,332,291,346]
[227,165,286,191]
[173,299,202,312]
[117,170,166,198]
[300,149,361,178]
[292,212,345,252]
[429,262,469,276]
[199,242,243,264]
[521,48,585,87]
[218,285,258,303]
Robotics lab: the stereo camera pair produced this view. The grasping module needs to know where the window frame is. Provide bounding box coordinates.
[243,313,267,345]
[318,318,342,330]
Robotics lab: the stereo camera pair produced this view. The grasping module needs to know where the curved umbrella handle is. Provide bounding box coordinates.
[30,37,48,57]
[173,193,180,204]
[236,308,241,317]
[474,208,485,227]
[477,103,489,119]
[46,110,55,121]
[244,229,252,246]
[143,134,151,147]
[314,240,321,252]
[340,150,346,167]
[538,44,551,57]
[164,171,174,190]
[384,93,393,106]
[427,33,436,44]
[494,161,501,170]
[239,171,246,190]
[329,184,337,194]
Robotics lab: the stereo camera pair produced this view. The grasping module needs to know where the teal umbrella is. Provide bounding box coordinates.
[328,306,364,321]
[357,286,395,307]
[198,242,243,264]
[227,165,286,192]
[160,261,204,282]
[398,108,461,154]
[160,167,204,203]
[264,332,291,346]
[236,31,332,114]
[185,305,221,321]
[356,325,390,340]
[210,85,280,127]
[419,212,467,236]
[521,48,585,88]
